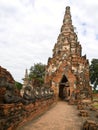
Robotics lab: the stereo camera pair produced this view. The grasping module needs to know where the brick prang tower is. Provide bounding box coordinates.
[45,6,92,100]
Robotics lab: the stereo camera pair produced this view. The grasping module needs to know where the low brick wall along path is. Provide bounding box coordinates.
[17,101,84,130]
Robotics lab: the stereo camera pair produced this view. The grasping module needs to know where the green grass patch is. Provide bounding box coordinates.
[93,97,98,100]
[92,103,98,109]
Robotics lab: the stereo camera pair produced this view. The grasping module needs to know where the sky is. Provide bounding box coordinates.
[0,0,98,83]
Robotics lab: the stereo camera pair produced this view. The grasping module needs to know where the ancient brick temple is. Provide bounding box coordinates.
[45,6,91,100]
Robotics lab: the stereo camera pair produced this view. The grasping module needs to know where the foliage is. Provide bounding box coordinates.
[93,90,98,94]
[90,59,98,90]
[29,63,46,85]
[15,81,22,90]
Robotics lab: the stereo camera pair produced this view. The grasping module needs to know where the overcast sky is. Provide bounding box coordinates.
[0,0,98,83]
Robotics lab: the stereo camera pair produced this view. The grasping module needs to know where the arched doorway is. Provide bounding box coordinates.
[59,75,70,100]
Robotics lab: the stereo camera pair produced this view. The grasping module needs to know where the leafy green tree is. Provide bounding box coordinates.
[90,59,98,90]
[15,81,22,90]
[29,63,46,86]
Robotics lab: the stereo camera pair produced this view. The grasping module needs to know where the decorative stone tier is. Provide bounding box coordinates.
[0,97,56,130]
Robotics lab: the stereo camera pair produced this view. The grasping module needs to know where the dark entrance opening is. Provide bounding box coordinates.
[59,75,70,100]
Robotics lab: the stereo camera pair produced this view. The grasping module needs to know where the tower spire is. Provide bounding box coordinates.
[61,6,73,33]
[25,69,29,79]
[63,6,72,24]
[53,6,82,57]
[23,69,29,86]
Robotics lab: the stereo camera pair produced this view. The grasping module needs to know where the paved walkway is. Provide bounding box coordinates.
[17,101,84,130]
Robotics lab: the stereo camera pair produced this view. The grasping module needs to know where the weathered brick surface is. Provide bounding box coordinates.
[0,66,15,103]
[0,98,56,130]
[0,66,14,85]
[83,120,98,130]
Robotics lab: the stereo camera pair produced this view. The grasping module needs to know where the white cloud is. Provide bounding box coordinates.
[0,0,98,82]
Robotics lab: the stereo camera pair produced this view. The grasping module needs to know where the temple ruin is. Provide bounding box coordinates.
[0,6,93,130]
[45,6,92,100]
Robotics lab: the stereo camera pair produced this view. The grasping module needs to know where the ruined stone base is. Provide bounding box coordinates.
[83,120,98,130]
[0,97,56,130]
[79,110,89,117]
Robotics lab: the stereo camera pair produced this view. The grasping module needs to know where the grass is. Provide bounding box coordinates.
[92,103,98,109]
[92,96,98,109]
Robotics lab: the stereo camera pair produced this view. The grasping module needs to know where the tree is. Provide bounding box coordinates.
[29,63,46,86]
[90,59,98,90]
[15,81,22,90]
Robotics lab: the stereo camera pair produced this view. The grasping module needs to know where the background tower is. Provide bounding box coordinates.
[21,69,29,96]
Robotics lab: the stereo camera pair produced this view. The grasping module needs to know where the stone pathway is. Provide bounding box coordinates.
[17,101,84,130]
